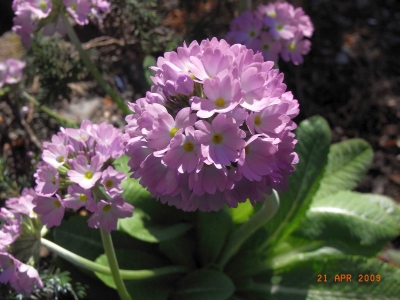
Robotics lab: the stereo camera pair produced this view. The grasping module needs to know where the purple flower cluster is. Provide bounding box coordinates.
[12,0,111,48]
[124,38,299,212]
[0,188,43,295]
[33,120,133,232]
[0,58,26,88]
[225,1,314,64]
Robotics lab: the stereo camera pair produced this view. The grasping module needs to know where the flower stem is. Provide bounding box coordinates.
[21,91,78,127]
[217,190,280,269]
[61,14,130,115]
[41,238,189,279]
[100,229,132,300]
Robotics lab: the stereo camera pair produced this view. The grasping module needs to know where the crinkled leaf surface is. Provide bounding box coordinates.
[263,116,331,250]
[314,138,373,199]
[294,191,398,247]
[241,256,400,300]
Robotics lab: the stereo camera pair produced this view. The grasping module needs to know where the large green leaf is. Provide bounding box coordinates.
[170,269,235,300]
[314,138,373,199]
[262,116,331,251]
[244,256,400,300]
[359,193,400,228]
[294,191,398,247]
[118,208,192,243]
[95,249,175,300]
[196,210,233,266]
[159,232,197,269]
[53,215,156,261]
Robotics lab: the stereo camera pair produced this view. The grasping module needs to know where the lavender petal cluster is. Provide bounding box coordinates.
[0,188,43,296]
[0,58,26,88]
[33,120,133,232]
[225,1,314,64]
[12,0,111,48]
[124,38,299,212]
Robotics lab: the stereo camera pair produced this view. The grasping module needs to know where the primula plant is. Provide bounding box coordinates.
[1,1,400,300]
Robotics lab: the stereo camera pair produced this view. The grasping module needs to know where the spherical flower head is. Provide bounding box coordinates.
[33,194,65,228]
[125,38,299,211]
[63,184,97,212]
[87,196,134,232]
[67,155,103,189]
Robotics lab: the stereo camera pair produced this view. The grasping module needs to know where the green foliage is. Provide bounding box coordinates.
[49,116,400,300]
[25,35,87,105]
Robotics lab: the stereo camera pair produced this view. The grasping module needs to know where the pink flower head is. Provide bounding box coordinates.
[12,6,38,48]
[63,0,92,25]
[33,194,65,228]
[87,196,134,232]
[63,184,96,212]
[25,0,52,19]
[280,30,311,65]
[6,188,37,218]
[2,59,26,85]
[225,2,313,66]
[12,263,43,295]
[100,166,126,197]
[125,38,299,211]
[195,114,246,167]
[191,74,242,118]
[0,208,21,247]
[67,155,102,189]
[42,143,68,168]
[34,162,59,196]
[0,252,20,284]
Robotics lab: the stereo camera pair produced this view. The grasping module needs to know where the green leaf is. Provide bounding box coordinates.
[143,54,156,87]
[244,256,400,300]
[119,208,192,243]
[53,215,105,260]
[196,210,233,266]
[359,193,400,228]
[294,191,398,247]
[159,232,197,269]
[53,215,156,261]
[95,249,175,300]
[228,200,254,224]
[262,116,331,250]
[315,138,373,199]
[171,269,235,300]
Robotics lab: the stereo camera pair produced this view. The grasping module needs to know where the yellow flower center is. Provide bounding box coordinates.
[39,1,47,9]
[263,44,270,50]
[289,42,296,51]
[102,204,112,212]
[70,4,77,10]
[214,97,226,108]
[245,145,250,154]
[269,12,276,18]
[249,30,256,37]
[53,200,61,208]
[51,176,56,184]
[277,24,283,31]
[79,194,88,202]
[105,179,114,189]
[212,133,223,145]
[254,115,262,126]
[183,141,194,152]
[57,156,65,163]
[85,171,93,179]
[170,127,179,137]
